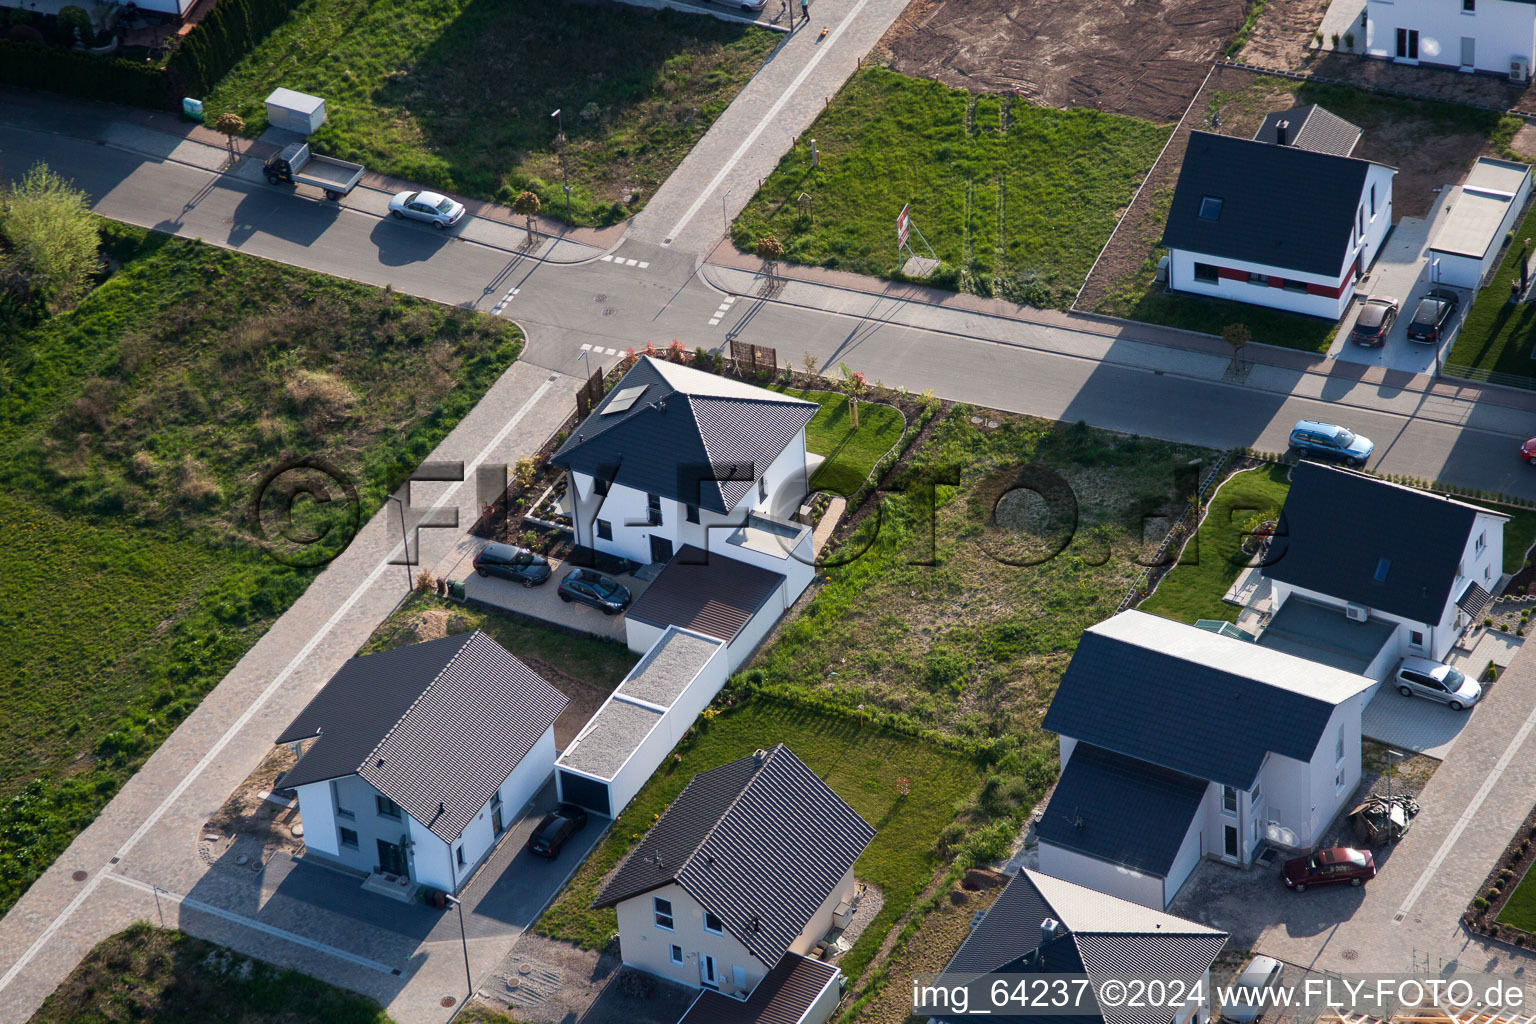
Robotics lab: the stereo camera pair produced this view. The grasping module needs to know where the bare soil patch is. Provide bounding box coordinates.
[465,934,702,1024]
[202,746,305,865]
[878,0,1245,123]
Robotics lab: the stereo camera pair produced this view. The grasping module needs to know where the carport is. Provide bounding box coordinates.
[624,545,789,673]
[1426,158,1532,289]
[555,627,729,817]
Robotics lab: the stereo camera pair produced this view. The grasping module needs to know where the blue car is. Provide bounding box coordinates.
[1288,419,1374,467]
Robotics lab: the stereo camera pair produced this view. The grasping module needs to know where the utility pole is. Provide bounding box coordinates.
[386,494,411,589]
[443,893,473,1000]
[722,187,732,234]
[552,108,571,223]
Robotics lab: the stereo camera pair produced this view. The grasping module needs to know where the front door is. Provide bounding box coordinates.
[377,839,408,877]
[492,805,505,836]
[1396,27,1419,60]
[1461,36,1475,69]
[1223,825,1239,859]
[650,535,674,564]
[700,954,718,988]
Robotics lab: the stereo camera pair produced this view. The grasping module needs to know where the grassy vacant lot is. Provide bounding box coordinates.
[768,386,906,496]
[1089,72,1518,350]
[0,223,520,916]
[753,413,1210,746]
[1446,201,1536,383]
[204,0,776,225]
[535,697,983,983]
[29,922,393,1024]
[1139,463,1291,624]
[732,68,1169,307]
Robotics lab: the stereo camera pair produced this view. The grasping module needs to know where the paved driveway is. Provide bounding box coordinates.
[1362,686,1478,759]
[444,544,650,642]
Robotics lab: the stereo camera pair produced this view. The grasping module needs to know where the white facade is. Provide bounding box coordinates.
[613,868,857,995]
[1037,842,1166,909]
[1366,0,1536,74]
[1166,162,1395,319]
[567,426,811,566]
[293,727,555,894]
[1269,508,1505,664]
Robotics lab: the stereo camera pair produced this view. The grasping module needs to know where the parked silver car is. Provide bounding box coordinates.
[1395,657,1482,710]
[1222,955,1283,1024]
[388,190,466,230]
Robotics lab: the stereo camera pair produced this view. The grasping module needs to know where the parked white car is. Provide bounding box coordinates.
[1222,955,1283,1024]
[388,190,466,230]
[1395,657,1482,711]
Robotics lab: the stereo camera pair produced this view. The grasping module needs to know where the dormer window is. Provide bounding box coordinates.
[1199,196,1223,220]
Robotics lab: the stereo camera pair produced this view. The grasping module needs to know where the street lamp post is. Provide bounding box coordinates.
[443,892,473,1000]
[552,108,571,223]
[385,494,411,589]
[722,187,732,234]
[1385,749,1404,839]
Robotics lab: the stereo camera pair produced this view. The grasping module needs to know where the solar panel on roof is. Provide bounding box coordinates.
[603,385,649,414]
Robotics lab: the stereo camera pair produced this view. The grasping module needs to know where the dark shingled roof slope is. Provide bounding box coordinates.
[1254,105,1362,156]
[550,357,817,514]
[1162,131,1388,277]
[592,744,875,968]
[677,955,840,1024]
[626,545,785,642]
[939,871,1227,1024]
[1268,462,1503,624]
[277,631,568,843]
[1036,745,1207,876]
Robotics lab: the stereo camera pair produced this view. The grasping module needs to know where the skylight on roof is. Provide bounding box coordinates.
[603,385,649,414]
[1199,196,1223,220]
[1374,558,1390,582]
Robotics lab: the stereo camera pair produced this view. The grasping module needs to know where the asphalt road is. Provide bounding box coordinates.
[6,118,1536,502]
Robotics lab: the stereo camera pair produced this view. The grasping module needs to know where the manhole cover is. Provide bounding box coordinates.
[441,997,457,1008]
[71,870,87,882]
[603,308,616,316]
[235,854,248,866]
[518,964,532,975]
[594,294,607,302]
[1341,949,1359,961]
[506,977,521,991]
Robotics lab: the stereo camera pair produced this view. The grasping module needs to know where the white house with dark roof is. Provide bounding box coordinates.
[935,869,1227,1024]
[591,743,872,1023]
[1264,463,1508,668]
[275,631,567,895]
[1161,127,1395,319]
[1038,611,1376,909]
[1366,0,1536,76]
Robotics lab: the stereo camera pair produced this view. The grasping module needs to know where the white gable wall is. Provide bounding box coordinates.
[617,883,767,994]
[1037,843,1165,909]
[1366,0,1536,73]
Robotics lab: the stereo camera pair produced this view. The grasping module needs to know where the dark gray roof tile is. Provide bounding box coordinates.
[1254,105,1362,156]
[677,955,840,1024]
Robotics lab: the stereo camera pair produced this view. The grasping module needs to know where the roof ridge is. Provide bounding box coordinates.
[354,630,478,780]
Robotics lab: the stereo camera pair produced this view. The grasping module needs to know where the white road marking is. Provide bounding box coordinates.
[0,377,559,997]
[638,262,650,269]
[101,873,397,974]
[600,254,614,262]
[490,287,519,315]
[708,319,722,326]
[1391,698,1536,923]
[722,296,736,304]
[581,343,592,351]
[661,0,875,244]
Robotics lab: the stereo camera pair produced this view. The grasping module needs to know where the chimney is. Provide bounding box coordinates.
[753,749,767,767]
[1275,119,1290,146]
[1041,918,1062,944]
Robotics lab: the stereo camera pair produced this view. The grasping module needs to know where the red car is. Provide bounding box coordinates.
[1523,438,1536,463]
[1283,847,1375,891]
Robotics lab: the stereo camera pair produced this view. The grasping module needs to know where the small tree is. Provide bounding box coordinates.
[0,162,101,309]
[838,361,867,427]
[513,191,541,243]
[1221,323,1251,374]
[57,4,91,45]
[755,236,784,260]
[802,351,818,377]
[213,112,245,157]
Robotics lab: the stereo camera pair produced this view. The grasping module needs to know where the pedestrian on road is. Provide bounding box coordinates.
[799,0,809,25]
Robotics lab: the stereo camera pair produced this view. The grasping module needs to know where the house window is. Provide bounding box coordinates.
[1370,184,1377,215]
[1476,531,1486,553]
[1199,196,1223,220]
[647,493,662,526]
[596,519,612,541]
[1249,273,1269,287]
[704,911,724,935]
[1410,629,1425,648]
[1336,734,1345,763]
[1336,768,1346,793]
[686,504,700,524]
[1486,565,1493,581]
[759,477,768,502]
[376,795,402,819]
[670,945,684,965]
[594,477,611,497]
[339,827,359,849]
[1222,785,1238,814]
[1250,781,1262,804]
[1374,558,1391,582]
[1358,205,1365,236]
[654,896,675,930]
[332,780,353,820]
[1464,0,1475,11]
[1193,262,1219,283]
[1282,279,1308,293]
[456,846,466,867]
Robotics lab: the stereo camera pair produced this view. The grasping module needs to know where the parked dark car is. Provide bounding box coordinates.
[1282,847,1376,891]
[473,542,551,587]
[558,568,633,614]
[528,804,590,858]
[1349,297,1398,347]
[1405,289,1459,343]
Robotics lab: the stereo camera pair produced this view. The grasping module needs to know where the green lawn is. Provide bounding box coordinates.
[0,222,520,916]
[1446,200,1536,384]
[203,0,777,225]
[1139,463,1291,625]
[1504,508,1536,575]
[1499,859,1536,931]
[29,923,394,1024]
[533,697,983,983]
[363,592,639,689]
[768,386,906,497]
[731,67,1169,307]
[1098,272,1341,352]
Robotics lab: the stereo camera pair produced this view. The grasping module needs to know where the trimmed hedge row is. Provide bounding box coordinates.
[1,0,303,112]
